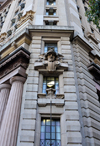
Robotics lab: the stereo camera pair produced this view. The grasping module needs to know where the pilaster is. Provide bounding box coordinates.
[0,84,10,126]
[0,76,26,146]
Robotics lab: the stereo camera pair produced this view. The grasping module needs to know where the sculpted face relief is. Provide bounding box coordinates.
[47,53,55,62]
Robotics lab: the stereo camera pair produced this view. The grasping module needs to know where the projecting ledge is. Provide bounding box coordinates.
[88,62,100,80]
[38,98,64,107]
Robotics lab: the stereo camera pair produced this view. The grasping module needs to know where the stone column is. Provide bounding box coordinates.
[0,84,10,126]
[0,76,26,146]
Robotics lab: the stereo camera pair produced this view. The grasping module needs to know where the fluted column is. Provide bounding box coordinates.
[0,84,10,126]
[0,76,26,146]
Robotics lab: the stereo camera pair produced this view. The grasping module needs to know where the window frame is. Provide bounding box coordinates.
[43,76,59,94]
[46,0,56,6]
[46,9,56,16]
[41,38,61,54]
[40,117,61,146]
[44,42,58,53]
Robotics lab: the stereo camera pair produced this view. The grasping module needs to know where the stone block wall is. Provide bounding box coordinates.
[73,44,100,146]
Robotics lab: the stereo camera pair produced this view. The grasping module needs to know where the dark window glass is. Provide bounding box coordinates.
[45,21,57,26]
[47,0,56,6]
[46,9,56,15]
[18,0,21,6]
[44,43,57,53]
[40,118,61,146]
[97,90,100,103]
[43,77,59,94]
[91,28,94,33]
[21,3,25,10]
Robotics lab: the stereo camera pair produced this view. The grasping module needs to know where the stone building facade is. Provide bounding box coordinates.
[0,0,100,146]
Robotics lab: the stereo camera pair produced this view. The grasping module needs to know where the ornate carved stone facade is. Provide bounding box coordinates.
[0,0,100,146]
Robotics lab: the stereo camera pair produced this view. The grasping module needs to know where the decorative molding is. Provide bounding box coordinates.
[73,34,94,53]
[86,31,99,44]
[38,98,64,107]
[1,35,31,59]
[94,58,100,66]
[0,46,30,80]
[38,88,64,99]
[0,33,7,43]
[17,36,31,47]
[17,10,35,28]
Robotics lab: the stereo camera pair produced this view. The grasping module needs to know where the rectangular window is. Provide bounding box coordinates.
[44,43,58,53]
[15,10,19,15]
[18,0,21,6]
[40,118,61,146]
[47,0,56,6]
[43,77,59,94]
[46,9,56,16]
[45,21,57,26]
[97,90,100,103]
[20,3,25,10]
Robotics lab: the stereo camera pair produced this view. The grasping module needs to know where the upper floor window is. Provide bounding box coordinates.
[18,0,22,6]
[43,77,59,94]
[77,6,79,12]
[91,28,94,33]
[46,9,56,15]
[40,118,61,146]
[44,43,58,53]
[97,90,100,103]
[82,0,85,4]
[47,0,56,6]
[84,6,87,11]
[45,21,57,25]
[15,10,19,16]
[11,18,16,26]
[20,3,25,10]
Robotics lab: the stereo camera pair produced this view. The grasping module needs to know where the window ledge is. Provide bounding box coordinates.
[38,93,64,99]
[38,98,64,107]
[45,5,57,9]
[44,15,59,19]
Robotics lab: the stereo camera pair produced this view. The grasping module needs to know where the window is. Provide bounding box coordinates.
[44,43,58,53]
[18,12,23,20]
[82,28,85,35]
[77,6,79,12]
[18,0,21,6]
[20,3,25,10]
[7,30,12,37]
[46,9,56,16]
[11,18,16,26]
[45,21,57,25]
[82,0,85,4]
[15,10,19,15]
[97,90,100,103]
[84,6,87,11]
[43,77,59,94]
[91,28,94,33]
[40,118,61,146]
[79,16,82,23]
[47,0,56,6]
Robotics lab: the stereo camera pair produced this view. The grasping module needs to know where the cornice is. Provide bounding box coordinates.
[72,34,94,53]
[27,25,74,40]
[17,10,35,28]
[0,0,12,10]
[0,46,30,81]
[0,29,31,59]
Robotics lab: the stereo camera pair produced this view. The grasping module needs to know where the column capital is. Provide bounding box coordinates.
[0,84,11,90]
[10,76,26,85]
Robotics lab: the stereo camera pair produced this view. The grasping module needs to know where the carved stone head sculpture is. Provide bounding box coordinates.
[34,48,68,72]
[45,49,56,62]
